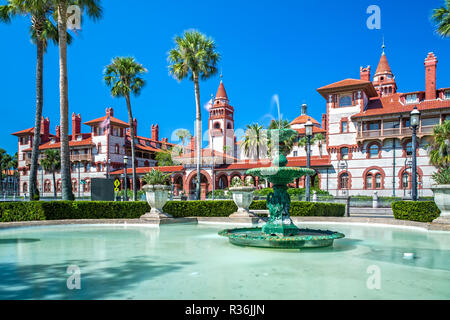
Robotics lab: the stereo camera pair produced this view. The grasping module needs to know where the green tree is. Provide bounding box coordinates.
[432,0,450,37]
[52,0,102,200]
[155,151,174,167]
[40,149,61,198]
[313,133,326,157]
[0,0,66,200]
[168,30,220,200]
[241,123,267,160]
[267,118,296,156]
[175,129,192,147]
[104,57,147,201]
[428,120,450,168]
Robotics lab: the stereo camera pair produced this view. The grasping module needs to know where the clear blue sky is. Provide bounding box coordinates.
[1,0,449,155]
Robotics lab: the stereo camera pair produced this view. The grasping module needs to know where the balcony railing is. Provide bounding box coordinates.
[23,153,93,165]
[357,125,436,140]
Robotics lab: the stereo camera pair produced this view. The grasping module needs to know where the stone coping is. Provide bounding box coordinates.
[0,216,449,231]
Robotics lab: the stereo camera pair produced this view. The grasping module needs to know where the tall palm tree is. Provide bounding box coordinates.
[104,57,147,201]
[241,123,267,160]
[267,118,296,156]
[0,0,64,200]
[40,149,61,198]
[428,120,450,168]
[313,133,326,157]
[175,129,192,148]
[53,0,102,200]
[432,0,450,37]
[168,30,220,200]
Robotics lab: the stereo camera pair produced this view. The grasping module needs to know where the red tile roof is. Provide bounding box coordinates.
[293,127,327,135]
[352,93,450,118]
[317,79,378,98]
[375,53,392,75]
[290,115,320,126]
[215,81,228,100]
[23,137,95,151]
[11,128,35,136]
[220,156,331,170]
[84,115,129,127]
[110,166,184,175]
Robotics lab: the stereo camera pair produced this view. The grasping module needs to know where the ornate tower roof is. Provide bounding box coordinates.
[215,80,228,102]
[375,53,393,76]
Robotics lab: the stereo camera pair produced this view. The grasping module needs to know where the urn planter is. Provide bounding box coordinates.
[431,185,450,224]
[229,186,258,218]
[141,185,173,220]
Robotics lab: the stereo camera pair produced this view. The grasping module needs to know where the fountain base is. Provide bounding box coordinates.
[219,227,345,249]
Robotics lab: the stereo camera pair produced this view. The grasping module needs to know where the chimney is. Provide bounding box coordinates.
[55,125,61,141]
[132,118,137,136]
[322,114,327,129]
[151,124,159,141]
[40,117,50,142]
[360,65,371,82]
[425,52,438,100]
[106,107,114,117]
[71,113,81,140]
[301,104,307,115]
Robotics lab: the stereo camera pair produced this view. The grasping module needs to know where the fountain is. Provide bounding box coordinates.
[219,128,345,249]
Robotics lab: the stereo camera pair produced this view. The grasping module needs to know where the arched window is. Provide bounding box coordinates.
[97,143,102,154]
[23,182,28,193]
[369,144,380,158]
[214,122,221,129]
[227,123,232,130]
[366,174,373,189]
[405,141,413,156]
[375,173,382,189]
[115,144,120,154]
[339,173,349,189]
[72,180,77,193]
[57,181,62,192]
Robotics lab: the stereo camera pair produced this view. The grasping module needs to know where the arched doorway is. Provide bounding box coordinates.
[216,174,228,190]
[186,170,212,200]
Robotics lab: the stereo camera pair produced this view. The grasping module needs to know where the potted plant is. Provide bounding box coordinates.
[428,120,450,224]
[229,176,257,218]
[141,169,173,220]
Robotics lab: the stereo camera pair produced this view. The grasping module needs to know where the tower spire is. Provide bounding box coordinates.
[382,36,385,55]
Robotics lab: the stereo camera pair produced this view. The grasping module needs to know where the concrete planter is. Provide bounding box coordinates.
[229,186,257,218]
[432,184,450,224]
[141,185,173,220]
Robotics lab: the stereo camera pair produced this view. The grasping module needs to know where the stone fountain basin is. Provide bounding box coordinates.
[247,167,315,184]
[219,227,345,249]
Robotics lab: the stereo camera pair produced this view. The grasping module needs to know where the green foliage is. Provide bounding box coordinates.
[392,201,441,223]
[163,201,237,217]
[206,190,232,199]
[142,169,171,185]
[241,123,268,159]
[231,176,243,187]
[432,0,450,37]
[0,201,150,222]
[104,57,147,98]
[116,189,146,200]
[428,120,450,168]
[432,167,450,184]
[255,188,273,196]
[249,200,267,210]
[155,151,174,167]
[40,149,61,172]
[289,202,345,217]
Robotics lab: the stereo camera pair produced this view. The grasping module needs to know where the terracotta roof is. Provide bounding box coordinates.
[352,93,450,118]
[84,115,129,128]
[215,81,228,100]
[317,79,378,98]
[220,156,331,170]
[375,53,392,75]
[110,166,184,175]
[293,127,327,135]
[290,115,320,126]
[23,137,95,151]
[11,128,34,136]
[176,148,236,160]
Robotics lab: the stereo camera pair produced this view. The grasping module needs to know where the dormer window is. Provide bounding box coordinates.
[445,90,450,100]
[339,95,353,107]
[406,94,418,104]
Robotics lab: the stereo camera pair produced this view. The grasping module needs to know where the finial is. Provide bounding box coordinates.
[382,36,385,55]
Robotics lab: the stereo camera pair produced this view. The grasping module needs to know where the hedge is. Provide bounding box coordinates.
[0,200,345,222]
[392,201,441,223]
[0,201,149,222]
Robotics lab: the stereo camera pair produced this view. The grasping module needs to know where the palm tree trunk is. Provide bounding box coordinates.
[194,74,202,200]
[57,5,73,201]
[125,93,137,201]
[52,170,57,198]
[29,24,44,201]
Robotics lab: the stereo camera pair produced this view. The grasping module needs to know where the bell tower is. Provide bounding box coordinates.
[372,41,397,97]
[209,77,235,159]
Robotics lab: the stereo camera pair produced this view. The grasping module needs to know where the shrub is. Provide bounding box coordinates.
[432,167,450,185]
[142,169,171,185]
[0,201,150,222]
[249,200,267,210]
[163,200,237,217]
[290,202,345,217]
[392,201,441,223]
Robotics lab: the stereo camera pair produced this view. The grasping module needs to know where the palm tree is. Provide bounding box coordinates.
[168,30,220,200]
[268,119,291,130]
[104,57,147,201]
[0,0,65,200]
[432,0,450,37]
[241,123,267,160]
[40,149,61,198]
[175,128,192,149]
[53,0,102,200]
[428,120,450,168]
[313,133,326,157]
[267,118,296,156]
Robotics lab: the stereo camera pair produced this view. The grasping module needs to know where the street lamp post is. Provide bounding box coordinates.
[410,106,421,201]
[305,118,313,202]
[123,156,128,202]
[107,158,111,179]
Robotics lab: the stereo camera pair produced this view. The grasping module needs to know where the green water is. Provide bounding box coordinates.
[0,223,449,300]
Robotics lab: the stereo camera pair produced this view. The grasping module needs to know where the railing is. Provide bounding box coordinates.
[358,125,436,139]
[70,154,93,162]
